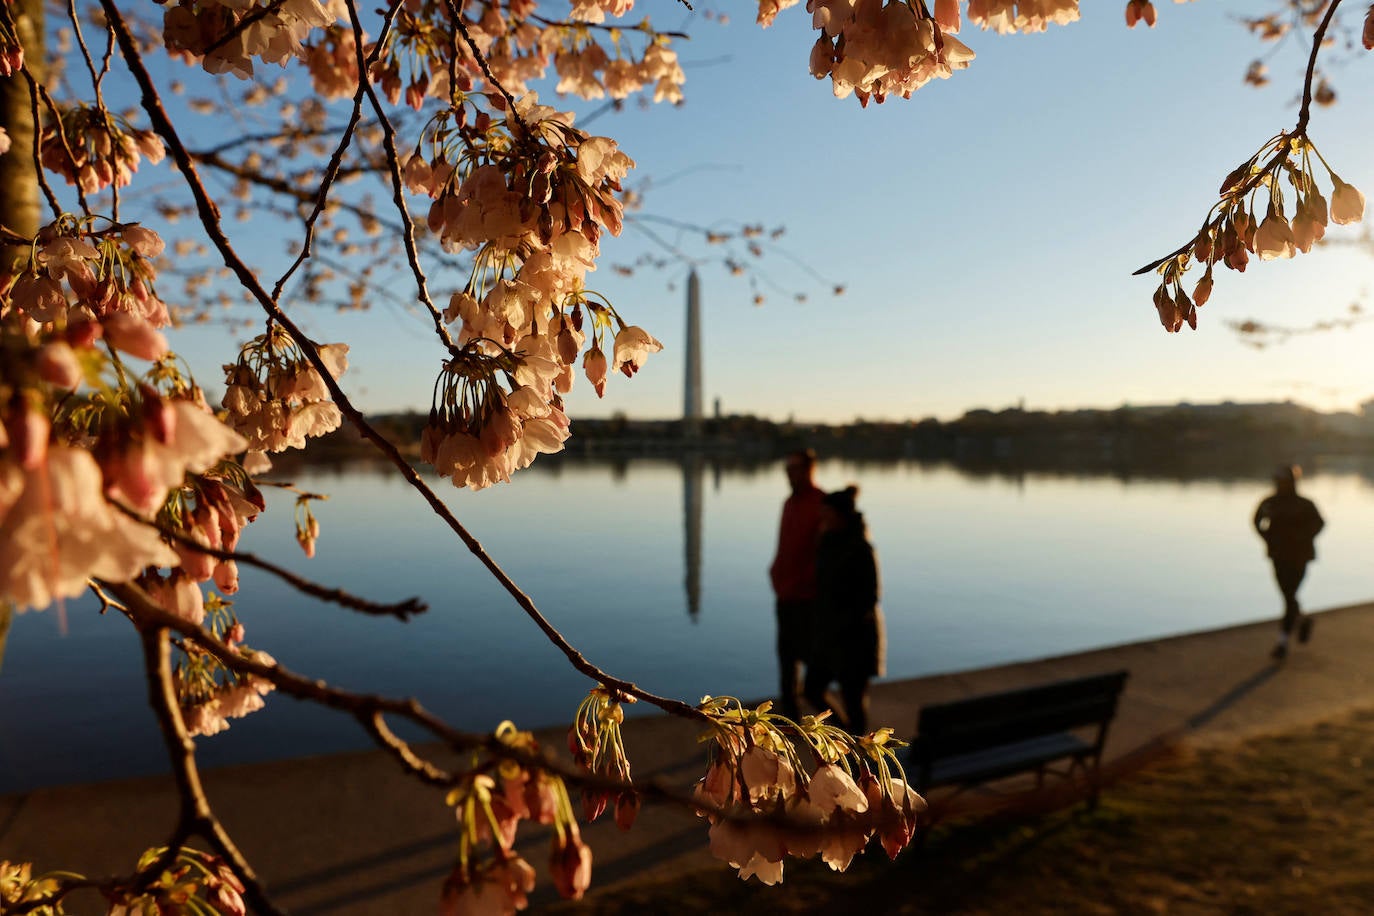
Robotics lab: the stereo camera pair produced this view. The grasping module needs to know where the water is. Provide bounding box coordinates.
[3,457,1373,793]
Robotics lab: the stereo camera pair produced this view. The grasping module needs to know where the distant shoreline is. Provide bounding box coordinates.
[281,400,1374,481]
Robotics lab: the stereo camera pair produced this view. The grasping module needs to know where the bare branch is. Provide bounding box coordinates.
[112,500,428,620]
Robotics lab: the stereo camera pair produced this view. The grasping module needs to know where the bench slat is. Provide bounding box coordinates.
[926,733,1092,788]
[916,671,1128,759]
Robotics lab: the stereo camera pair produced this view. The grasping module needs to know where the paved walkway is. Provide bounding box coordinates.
[4,602,1374,913]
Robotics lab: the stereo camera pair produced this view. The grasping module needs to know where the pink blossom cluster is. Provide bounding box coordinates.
[763,0,1093,102]
[401,95,663,486]
[367,0,685,109]
[964,0,1080,33]
[39,107,165,195]
[408,97,633,257]
[0,8,24,76]
[109,847,247,916]
[694,705,926,885]
[178,640,278,738]
[1150,137,1366,333]
[0,860,58,912]
[420,365,572,490]
[302,23,361,100]
[222,331,350,452]
[803,0,975,104]
[0,443,176,611]
[441,725,592,914]
[163,0,340,79]
[0,314,248,614]
[568,688,639,828]
[161,475,266,596]
[551,42,685,103]
[98,390,251,522]
[7,223,173,362]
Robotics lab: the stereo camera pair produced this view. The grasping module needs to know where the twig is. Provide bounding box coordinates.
[443,0,525,129]
[15,68,63,219]
[341,0,460,353]
[528,14,690,38]
[112,500,427,620]
[1132,0,1343,277]
[268,20,371,305]
[1294,0,1340,136]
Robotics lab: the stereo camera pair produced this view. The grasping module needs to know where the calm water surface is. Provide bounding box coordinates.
[3,457,1373,792]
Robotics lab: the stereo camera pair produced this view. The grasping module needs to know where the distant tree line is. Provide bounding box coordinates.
[290,400,1374,479]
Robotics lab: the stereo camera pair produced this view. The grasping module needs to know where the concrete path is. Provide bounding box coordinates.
[4,602,1373,914]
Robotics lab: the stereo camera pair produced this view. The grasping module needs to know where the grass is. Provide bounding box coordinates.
[550,708,1374,914]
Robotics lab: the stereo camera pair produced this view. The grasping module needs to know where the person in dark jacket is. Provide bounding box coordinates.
[1253,465,1325,661]
[803,485,885,736]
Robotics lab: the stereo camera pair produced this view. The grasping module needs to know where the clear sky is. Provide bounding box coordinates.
[168,0,1374,423]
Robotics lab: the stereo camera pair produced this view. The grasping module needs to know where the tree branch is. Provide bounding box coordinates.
[106,580,725,814]
[137,623,285,915]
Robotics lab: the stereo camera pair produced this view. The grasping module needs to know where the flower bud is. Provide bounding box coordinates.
[35,342,82,389]
[1331,178,1366,226]
[1193,270,1213,308]
[614,791,640,831]
[103,312,169,361]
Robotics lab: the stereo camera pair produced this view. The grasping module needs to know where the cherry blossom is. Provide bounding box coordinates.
[0,447,176,611]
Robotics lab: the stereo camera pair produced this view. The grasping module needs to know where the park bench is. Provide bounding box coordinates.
[906,670,1129,809]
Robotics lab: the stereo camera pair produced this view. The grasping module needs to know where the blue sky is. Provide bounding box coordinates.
[168,0,1374,422]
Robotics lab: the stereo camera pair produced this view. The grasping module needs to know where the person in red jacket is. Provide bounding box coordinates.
[769,449,824,721]
[1253,464,1325,661]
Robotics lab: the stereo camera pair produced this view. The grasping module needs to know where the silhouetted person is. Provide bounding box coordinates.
[1253,465,1324,661]
[804,486,885,736]
[769,449,823,721]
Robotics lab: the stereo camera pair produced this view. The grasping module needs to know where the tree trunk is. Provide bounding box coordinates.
[0,0,45,271]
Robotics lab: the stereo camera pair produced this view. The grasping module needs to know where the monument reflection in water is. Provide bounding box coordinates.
[683,453,704,619]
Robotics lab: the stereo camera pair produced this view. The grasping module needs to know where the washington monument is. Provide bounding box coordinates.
[684,269,702,435]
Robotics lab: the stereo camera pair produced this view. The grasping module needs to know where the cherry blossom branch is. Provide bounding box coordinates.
[7,633,299,916]
[1133,0,1343,277]
[137,624,285,916]
[7,621,294,916]
[111,501,428,619]
[106,580,722,810]
[101,0,707,724]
